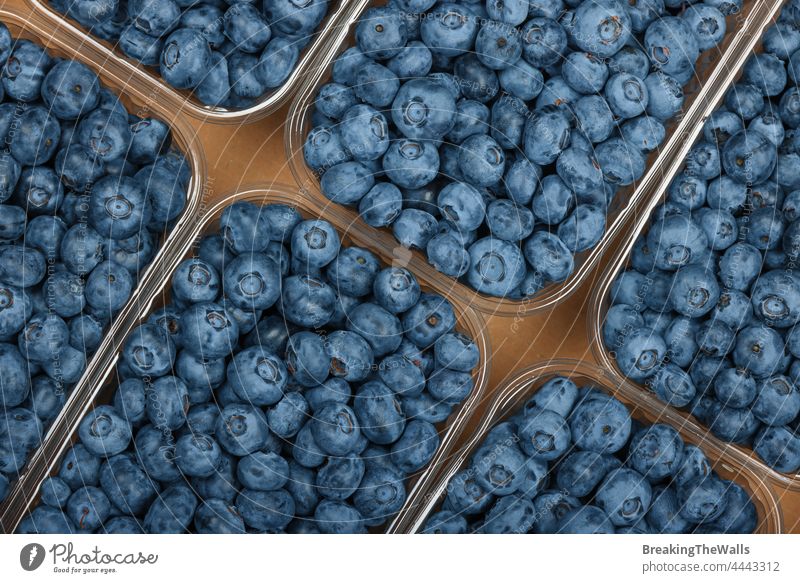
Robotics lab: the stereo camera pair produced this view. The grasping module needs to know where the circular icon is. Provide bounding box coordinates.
[20,543,45,571]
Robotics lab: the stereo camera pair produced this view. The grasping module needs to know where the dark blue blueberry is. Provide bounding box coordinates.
[754,425,800,472]
[677,475,728,523]
[78,405,132,457]
[227,345,287,406]
[595,468,652,527]
[67,486,111,533]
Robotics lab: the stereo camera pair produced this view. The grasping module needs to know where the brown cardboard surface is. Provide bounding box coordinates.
[5,0,800,532]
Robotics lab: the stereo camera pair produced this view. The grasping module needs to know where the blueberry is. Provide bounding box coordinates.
[354,61,400,108]
[646,485,691,534]
[59,443,101,490]
[706,481,758,534]
[668,266,720,318]
[99,453,158,516]
[219,201,272,254]
[78,405,132,457]
[159,28,211,90]
[573,3,631,56]
[677,475,728,523]
[17,505,75,534]
[322,330,374,383]
[230,451,289,493]
[524,107,571,165]
[223,4,272,54]
[750,112,786,146]
[214,403,270,457]
[373,267,421,314]
[172,258,220,305]
[118,26,164,67]
[314,499,364,533]
[569,393,632,453]
[355,6,407,60]
[291,219,340,268]
[722,130,777,184]
[8,106,60,166]
[226,344,287,406]
[383,139,439,189]
[674,444,712,488]
[358,182,403,228]
[0,250,43,302]
[427,368,473,405]
[311,402,362,456]
[628,424,685,482]
[389,419,439,473]
[353,464,406,520]
[315,453,366,501]
[518,407,570,460]
[122,324,175,379]
[645,17,699,79]
[29,376,67,424]
[83,260,134,318]
[391,78,457,141]
[556,450,620,498]
[392,208,438,250]
[420,3,478,57]
[222,252,281,312]
[40,476,71,509]
[522,231,574,284]
[751,375,800,426]
[595,468,652,527]
[178,302,239,360]
[725,83,766,121]
[754,425,800,472]
[557,505,615,534]
[67,486,111,532]
[733,325,786,378]
[2,40,52,102]
[651,363,697,407]
[144,484,197,534]
[192,453,239,504]
[286,331,328,387]
[194,499,245,534]
[267,392,309,439]
[751,269,800,327]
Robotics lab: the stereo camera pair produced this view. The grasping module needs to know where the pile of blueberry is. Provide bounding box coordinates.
[46,0,332,108]
[303,0,732,298]
[0,24,189,504]
[604,5,800,475]
[422,376,757,534]
[17,200,480,533]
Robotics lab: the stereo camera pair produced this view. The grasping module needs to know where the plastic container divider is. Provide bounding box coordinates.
[285,0,776,317]
[393,359,783,534]
[4,183,491,534]
[0,5,208,531]
[28,0,366,123]
[587,0,799,490]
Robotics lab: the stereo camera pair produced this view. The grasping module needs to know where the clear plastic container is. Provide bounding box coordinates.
[28,0,367,123]
[0,6,207,531]
[285,0,773,317]
[587,0,800,491]
[394,359,784,534]
[3,183,491,533]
